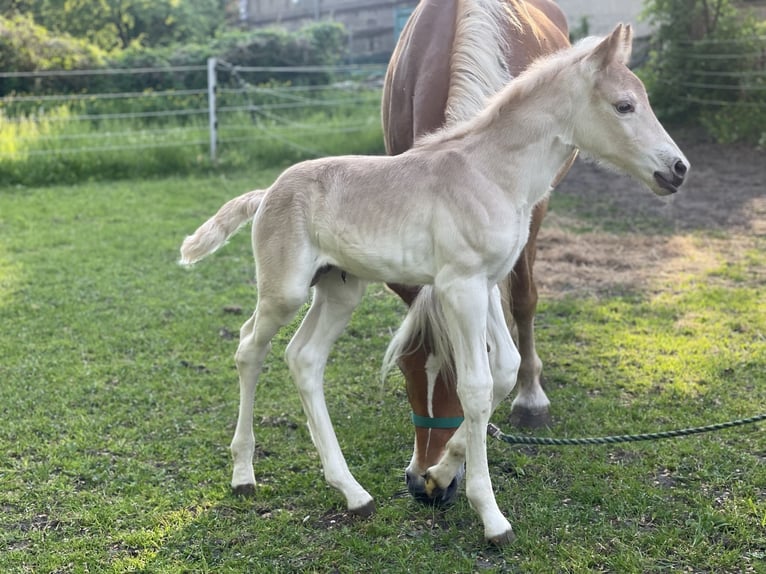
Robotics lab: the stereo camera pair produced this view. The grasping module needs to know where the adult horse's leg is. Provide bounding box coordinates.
[427,282,518,544]
[388,283,464,506]
[284,269,374,515]
[501,200,551,428]
[500,149,577,428]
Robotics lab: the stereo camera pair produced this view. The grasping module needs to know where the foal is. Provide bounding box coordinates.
[180,25,689,545]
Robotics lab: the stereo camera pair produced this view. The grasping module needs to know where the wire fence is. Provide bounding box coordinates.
[0,34,763,184]
[0,61,387,181]
[651,34,766,109]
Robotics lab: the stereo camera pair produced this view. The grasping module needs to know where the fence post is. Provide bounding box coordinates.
[207,57,217,161]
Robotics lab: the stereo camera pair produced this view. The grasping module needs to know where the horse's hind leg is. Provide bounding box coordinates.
[231,288,308,494]
[284,269,374,515]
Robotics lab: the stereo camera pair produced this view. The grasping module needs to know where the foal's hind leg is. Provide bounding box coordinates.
[231,287,308,494]
[284,269,374,516]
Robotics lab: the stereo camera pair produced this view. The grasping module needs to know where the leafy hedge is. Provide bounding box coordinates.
[0,16,349,96]
[641,0,766,144]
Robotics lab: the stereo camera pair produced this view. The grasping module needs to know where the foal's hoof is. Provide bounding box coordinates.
[487,528,516,547]
[349,500,376,518]
[509,405,552,429]
[232,483,256,497]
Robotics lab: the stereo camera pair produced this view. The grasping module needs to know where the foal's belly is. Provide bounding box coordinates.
[320,218,531,288]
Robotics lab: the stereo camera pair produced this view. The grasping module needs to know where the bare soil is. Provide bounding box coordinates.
[537,129,765,298]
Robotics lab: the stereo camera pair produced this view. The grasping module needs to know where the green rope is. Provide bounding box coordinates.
[487,412,766,446]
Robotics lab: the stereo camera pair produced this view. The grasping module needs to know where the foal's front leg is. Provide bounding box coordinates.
[432,278,515,545]
[284,270,374,516]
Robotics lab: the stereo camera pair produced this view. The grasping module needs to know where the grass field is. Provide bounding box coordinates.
[1,169,764,573]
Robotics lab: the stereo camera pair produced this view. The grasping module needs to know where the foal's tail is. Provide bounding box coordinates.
[179,189,266,265]
[381,286,455,383]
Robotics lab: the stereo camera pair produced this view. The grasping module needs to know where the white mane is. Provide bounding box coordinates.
[416,35,601,150]
[444,0,514,125]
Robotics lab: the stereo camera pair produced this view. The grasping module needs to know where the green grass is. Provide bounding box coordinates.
[0,173,764,573]
[0,87,385,186]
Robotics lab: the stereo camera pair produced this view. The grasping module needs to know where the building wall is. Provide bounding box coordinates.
[240,0,652,60]
[242,0,417,60]
[557,0,651,37]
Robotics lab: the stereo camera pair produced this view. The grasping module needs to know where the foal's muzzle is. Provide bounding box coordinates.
[653,157,689,195]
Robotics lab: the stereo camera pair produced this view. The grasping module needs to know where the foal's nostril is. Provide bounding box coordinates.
[673,159,688,178]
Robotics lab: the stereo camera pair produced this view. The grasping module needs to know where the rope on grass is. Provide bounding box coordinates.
[487,412,766,446]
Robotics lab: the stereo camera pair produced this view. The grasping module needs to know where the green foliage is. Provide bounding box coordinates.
[0,19,350,97]
[0,14,106,93]
[211,22,348,84]
[4,0,226,50]
[641,0,766,144]
[569,15,591,43]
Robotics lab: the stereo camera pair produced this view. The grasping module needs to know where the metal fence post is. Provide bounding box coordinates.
[207,57,217,161]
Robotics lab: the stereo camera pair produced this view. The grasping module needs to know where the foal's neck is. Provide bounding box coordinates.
[466,77,577,206]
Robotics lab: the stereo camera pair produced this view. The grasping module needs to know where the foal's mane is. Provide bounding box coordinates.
[415,36,601,149]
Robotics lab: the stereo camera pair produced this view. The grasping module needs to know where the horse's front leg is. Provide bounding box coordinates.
[431,277,515,545]
[284,270,374,516]
[500,206,551,428]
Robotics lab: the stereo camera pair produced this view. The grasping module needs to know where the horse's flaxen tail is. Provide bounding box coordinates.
[179,189,266,265]
[381,286,456,384]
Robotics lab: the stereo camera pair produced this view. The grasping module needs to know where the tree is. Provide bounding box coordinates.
[0,13,105,94]
[4,0,227,50]
[641,0,766,143]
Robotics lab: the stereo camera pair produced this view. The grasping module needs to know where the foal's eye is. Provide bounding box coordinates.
[615,101,635,114]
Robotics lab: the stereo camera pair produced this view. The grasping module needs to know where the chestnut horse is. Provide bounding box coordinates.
[180,24,689,544]
[381,0,576,505]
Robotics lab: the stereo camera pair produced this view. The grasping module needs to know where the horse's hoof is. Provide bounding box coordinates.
[232,483,256,496]
[349,500,376,518]
[509,405,551,429]
[487,528,516,546]
[404,468,461,507]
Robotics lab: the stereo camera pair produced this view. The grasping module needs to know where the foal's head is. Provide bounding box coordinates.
[571,24,689,195]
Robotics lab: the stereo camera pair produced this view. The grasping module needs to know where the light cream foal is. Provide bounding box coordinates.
[180,24,689,545]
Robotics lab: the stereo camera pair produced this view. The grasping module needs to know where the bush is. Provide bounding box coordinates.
[0,19,349,97]
[0,14,105,94]
[641,0,766,144]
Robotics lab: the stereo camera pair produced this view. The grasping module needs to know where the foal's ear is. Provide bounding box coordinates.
[587,23,633,70]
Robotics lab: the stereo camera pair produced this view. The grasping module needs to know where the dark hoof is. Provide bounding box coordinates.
[406,467,463,507]
[349,500,376,518]
[509,405,552,429]
[488,528,516,546]
[232,483,256,497]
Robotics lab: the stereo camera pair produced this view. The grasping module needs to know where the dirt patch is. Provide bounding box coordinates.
[313,508,368,531]
[538,130,765,298]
